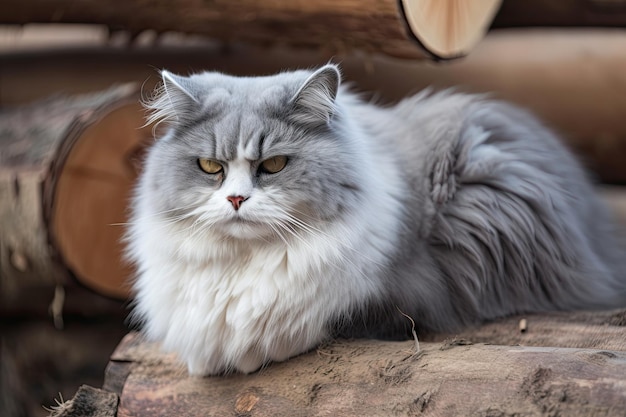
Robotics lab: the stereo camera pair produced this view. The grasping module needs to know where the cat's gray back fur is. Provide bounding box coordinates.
[351,90,626,335]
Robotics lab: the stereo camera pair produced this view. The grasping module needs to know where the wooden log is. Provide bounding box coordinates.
[0,0,502,60]
[105,308,626,417]
[0,84,153,301]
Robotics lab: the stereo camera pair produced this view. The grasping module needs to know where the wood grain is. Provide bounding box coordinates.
[105,309,626,417]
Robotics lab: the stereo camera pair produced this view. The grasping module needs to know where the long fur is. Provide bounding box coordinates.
[127,64,626,375]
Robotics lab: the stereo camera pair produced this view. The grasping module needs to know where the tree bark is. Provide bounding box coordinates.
[104,309,626,416]
[47,385,118,417]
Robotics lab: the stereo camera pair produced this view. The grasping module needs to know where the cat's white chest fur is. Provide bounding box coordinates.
[132,223,386,374]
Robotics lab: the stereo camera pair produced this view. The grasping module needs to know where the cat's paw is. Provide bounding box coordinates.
[430,154,457,206]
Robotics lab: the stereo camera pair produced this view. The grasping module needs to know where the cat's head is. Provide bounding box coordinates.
[136,64,363,242]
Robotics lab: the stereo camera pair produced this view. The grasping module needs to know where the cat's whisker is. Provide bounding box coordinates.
[133,203,206,220]
[282,206,332,224]
[274,220,318,254]
[186,213,219,240]
[271,210,388,285]
[123,204,205,234]
[273,211,354,258]
[265,221,291,249]
[121,212,191,227]
[124,214,199,236]
[273,219,358,280]
[272,207,388,270]
[247,214,288,247]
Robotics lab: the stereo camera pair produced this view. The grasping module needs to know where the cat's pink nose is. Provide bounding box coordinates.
[226,195,247,211]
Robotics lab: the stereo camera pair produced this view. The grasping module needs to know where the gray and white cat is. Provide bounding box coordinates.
[127,64,626,375]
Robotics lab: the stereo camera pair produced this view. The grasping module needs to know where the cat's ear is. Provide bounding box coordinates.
[161,70,202,105]
[290,64,341,125]
[144,70,202,127]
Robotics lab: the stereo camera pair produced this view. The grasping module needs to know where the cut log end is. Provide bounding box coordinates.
[400,0,503,59]
[46,99,155,299]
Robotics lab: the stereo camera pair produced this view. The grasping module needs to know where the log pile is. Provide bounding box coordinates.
[2,2,626,415]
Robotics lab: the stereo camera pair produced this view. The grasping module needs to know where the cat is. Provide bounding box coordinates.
[126,64,626,375]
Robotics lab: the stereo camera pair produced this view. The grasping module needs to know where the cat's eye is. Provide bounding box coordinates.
[198,158,223,174]
[259,155,288,174]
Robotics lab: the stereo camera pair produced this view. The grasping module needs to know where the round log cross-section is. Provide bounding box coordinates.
[47,102,154,299]
[0,84,153,301]
[400,0,502,59]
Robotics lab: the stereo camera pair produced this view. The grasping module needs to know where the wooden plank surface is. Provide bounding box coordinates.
[105,309,626,416]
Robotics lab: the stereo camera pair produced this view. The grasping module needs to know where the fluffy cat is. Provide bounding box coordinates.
[127,64,626,375]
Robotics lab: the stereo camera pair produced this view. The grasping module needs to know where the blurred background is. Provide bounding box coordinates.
[2,1,626,416]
